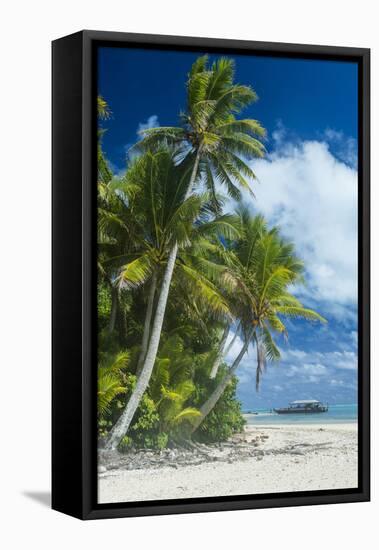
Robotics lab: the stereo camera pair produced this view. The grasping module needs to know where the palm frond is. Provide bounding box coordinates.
[180,264,231,319]
[136,126,187,152]
[276,306,327,323]
[172,407,202,425]
[97,96,111,120]
[218,118,266,138]
[117,254,153,289]
[206,58,235,99]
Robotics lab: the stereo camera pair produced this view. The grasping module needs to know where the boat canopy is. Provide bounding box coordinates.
[289,400,320,405]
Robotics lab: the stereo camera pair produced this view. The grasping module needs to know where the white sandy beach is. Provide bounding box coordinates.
[98,423,358,503]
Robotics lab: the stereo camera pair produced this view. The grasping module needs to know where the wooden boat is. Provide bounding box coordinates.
[273,400,328,414]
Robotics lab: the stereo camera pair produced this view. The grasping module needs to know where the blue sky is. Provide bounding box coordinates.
[98,46,358,408]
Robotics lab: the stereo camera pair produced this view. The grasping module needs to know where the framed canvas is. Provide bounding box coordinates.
[52,30,370,520]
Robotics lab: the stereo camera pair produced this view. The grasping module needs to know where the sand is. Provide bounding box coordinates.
[98,423,358,504]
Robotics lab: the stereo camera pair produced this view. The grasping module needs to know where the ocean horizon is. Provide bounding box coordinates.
[243,403,357,425]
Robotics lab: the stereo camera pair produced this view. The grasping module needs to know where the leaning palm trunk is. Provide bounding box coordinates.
[105,245,177,450]
[104,151,202,451]
[135,272,157,378]
[191,333,252,434]
[209,325,229,379]
[224,325,239,356]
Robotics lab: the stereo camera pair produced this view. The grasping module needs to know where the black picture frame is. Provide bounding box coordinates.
[52,30,370,520]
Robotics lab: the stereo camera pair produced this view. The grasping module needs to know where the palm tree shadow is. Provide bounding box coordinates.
[23,491,51,508]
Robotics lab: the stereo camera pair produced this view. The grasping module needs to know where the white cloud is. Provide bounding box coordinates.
[271,120,287,146]
[323,128,357,169]
[285,349,307,360]
[281,346,357,372]
[350,330,358,347]
[224,331,246,363]
[224,329,357,396]
[213,135,358,405]
[137,114,160,135]
[285,363,326,382]
[107,160,126,179]
[303,363,327,375]
[246,139,358,321]
[233,336,357,406]
[122,115,161,162]
[330,350,357,370]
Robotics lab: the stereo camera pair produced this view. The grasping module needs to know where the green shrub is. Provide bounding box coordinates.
[97,338,246,449]
[194,375,245,443]
[118,435,133,453]
[129,395,161,448]
[97,283,112,328]
[157,432,169,449]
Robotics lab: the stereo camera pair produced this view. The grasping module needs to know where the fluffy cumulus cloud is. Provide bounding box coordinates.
[234,336,358,408]
[247,137,358,322]
[222,133,359,407]
[323,128,358,169]
[137,114,160,135]
[226,331,357,384]
[122,115,161,165]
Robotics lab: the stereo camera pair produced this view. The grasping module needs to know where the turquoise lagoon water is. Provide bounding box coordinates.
[244,403,357,425]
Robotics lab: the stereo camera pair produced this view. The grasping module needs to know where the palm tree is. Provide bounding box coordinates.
[104,147,240,449]
[149,335,201,442]
[104,56,266,450]
[191,210,326,434]
[97,162,138,334]
[109,149,237,364]
[97,96,125,333]
[97,95,111,120]
[97,96,113,185]
[98,350,130,422]
[204,212,267,380]
[98,148,199,341]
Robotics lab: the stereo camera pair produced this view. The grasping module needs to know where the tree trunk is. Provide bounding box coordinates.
[104,149,202,451]
[254,331,266,391]
[191,335,252,434]
[135,272,157,378]
[209,325,229,379]
[108,286,118,332]
[224,325,239,356]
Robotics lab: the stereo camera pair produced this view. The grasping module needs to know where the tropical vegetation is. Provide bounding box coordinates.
[97,56,326,452]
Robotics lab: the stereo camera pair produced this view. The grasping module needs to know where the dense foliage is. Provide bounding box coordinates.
[97,56,325,452]
[98,286,246,449]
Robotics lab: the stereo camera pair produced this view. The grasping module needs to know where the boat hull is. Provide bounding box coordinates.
[273,408,328,414]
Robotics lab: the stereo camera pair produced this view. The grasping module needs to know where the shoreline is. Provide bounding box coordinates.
[244,422,358,431]
[98,422,358,504]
